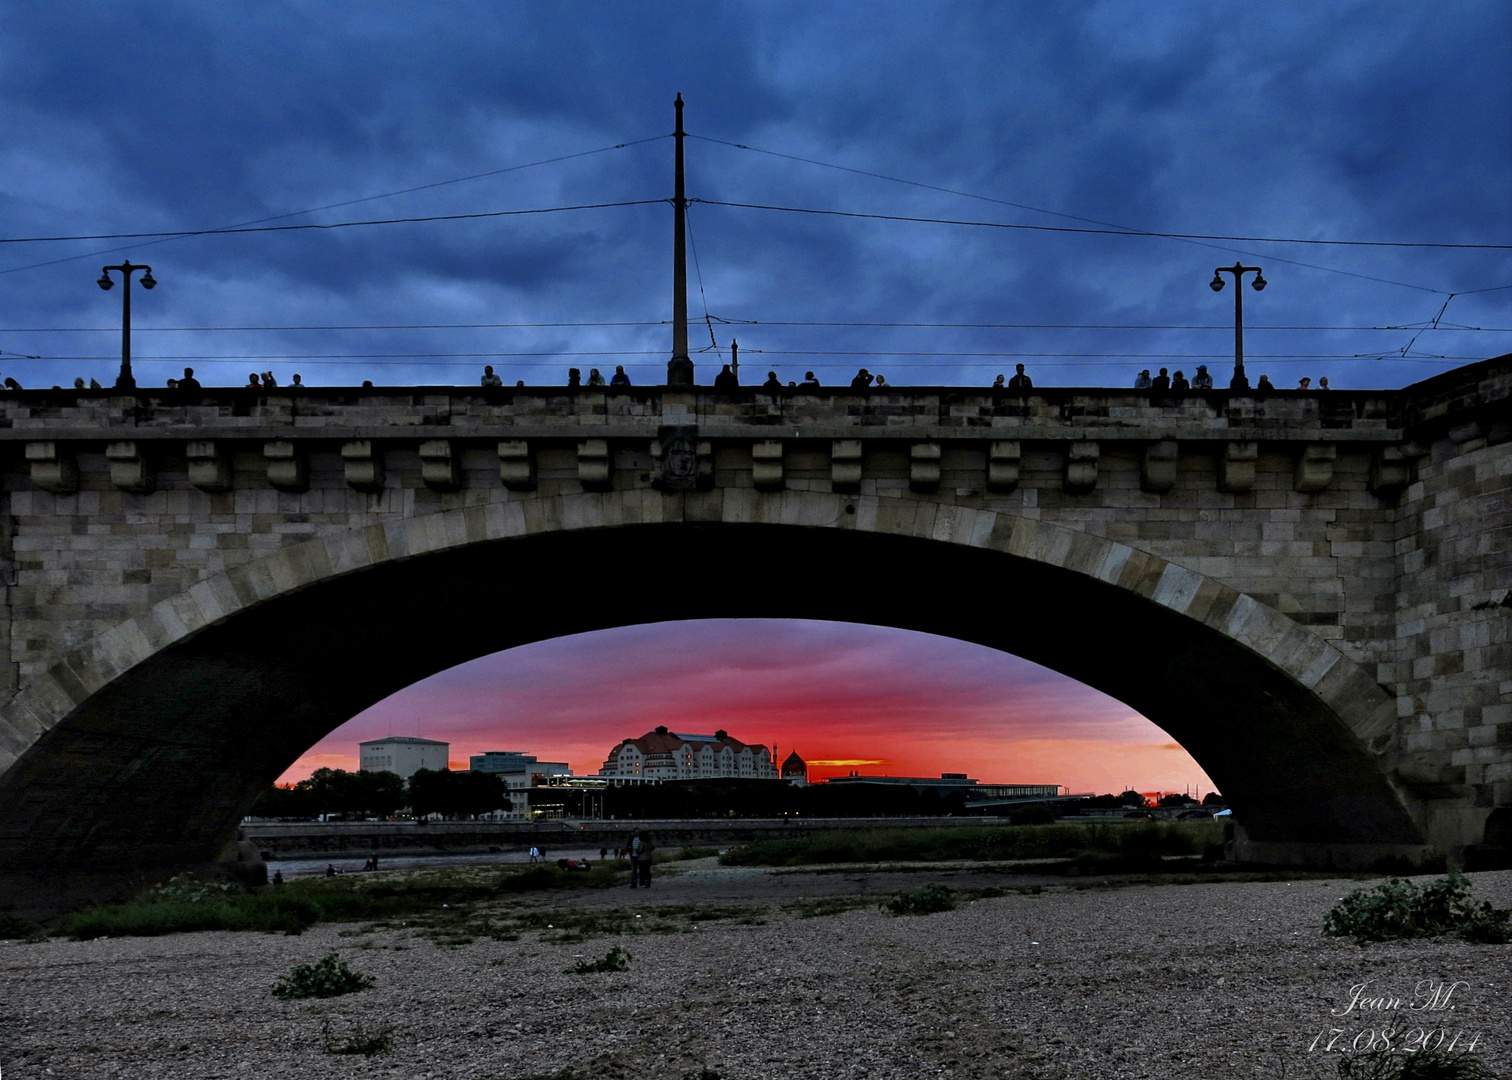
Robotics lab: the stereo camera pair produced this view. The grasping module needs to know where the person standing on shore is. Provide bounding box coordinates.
[627,832,656,887]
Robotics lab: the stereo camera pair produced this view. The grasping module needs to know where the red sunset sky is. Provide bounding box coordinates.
[281,620,1216,798]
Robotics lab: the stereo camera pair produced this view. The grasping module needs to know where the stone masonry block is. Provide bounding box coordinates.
[185,440,231,493]
[418,440,460,492]
[1219,441,1258,492]
[497,440,535,491]
[1294,443,1337,493]
[1141,440,1178,493]
[1370,445,1411,497]
[25,442,77,494]
[340,440,386,493]
[832,440,862,492]
[578,439,612,491]
[751,440,784,491]
[263,441,307,493]
[910,442,941,493]
[104,441,153,494]
[1064,441,1099,493]
[987,440,1021,492]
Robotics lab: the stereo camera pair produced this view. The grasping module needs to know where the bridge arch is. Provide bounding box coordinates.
[0,489,1428,912]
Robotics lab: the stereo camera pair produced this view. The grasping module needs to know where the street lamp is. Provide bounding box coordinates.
[1208,262,1266,390]
[97,261,156,390]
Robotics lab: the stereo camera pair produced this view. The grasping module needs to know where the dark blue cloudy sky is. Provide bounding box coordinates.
[1,2,1507,391]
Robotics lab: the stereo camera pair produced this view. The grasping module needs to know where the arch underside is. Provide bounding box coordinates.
[0,520,1424,912]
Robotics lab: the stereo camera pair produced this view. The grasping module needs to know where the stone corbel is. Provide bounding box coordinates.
[341,440,385,493]
[1219,441,1258,493]
[186,440,231,493]
[831,440,862,493]
[105,441,153,494]
[1141,440,1178,493]
[419,439,460,492]
[909,442,941,493]
[751,440,784,491]
[1064,441,1099,493]
[1294,443,1337,493]
[497,440,535,491]
[263,441,307,493]
[987,440,1020,493]
[1369,445,1411,498]
[25,441,76,494]
[578,438,612,491]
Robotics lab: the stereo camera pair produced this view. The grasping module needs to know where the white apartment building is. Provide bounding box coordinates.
[599,727,778,781]
[358,736,449,780]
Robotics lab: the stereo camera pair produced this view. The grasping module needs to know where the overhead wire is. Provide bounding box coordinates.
[0,134,671,275]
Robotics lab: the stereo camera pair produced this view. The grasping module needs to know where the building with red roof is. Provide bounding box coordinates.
[599,726,778,781]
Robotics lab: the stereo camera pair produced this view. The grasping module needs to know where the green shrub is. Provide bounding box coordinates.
[272,952,375,1000]
[881,884,956,916]
[564,945,631,973]
[1324,873,1511,944]
[55,893,320,939]
[0,911,43,940]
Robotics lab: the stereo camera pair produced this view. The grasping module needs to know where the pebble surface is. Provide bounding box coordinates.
[2,864,1508,1079]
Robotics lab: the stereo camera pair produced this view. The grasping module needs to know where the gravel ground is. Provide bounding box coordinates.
[2,863,1508,1080]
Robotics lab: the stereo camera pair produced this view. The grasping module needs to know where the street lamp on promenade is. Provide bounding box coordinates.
[97,261,156,390]
[1208,262,1266,390]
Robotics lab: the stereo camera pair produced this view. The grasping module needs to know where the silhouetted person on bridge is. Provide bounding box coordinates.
[178,367,201,389]
[714,364,739,390]
[587,368,606,386]
[481,365,503,387]
[763,371,781,388]
[850,368,873,388]
[246,373,261,387]
[610,365,631,386]
[1134,369,1151,389]
[1150,368,1170,392]
[1007,364,1032,391]
[1192,365,1213,390]
[1171,370,1189,391]
[993,374,1005,388]
[567,368,581,387]
[800,371,820,387]
[1257,374,1274,391]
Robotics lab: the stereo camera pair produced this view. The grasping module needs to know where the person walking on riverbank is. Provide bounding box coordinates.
[627,832,655,888]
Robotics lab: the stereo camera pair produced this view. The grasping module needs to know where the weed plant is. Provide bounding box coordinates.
[719,821,1219,867]
[1336,1045,1495,1078]
[320,1018,394,1055]
[271,952,375,1000]
[564,945,631,973]
[881,884,956,916]
[1323,873,1511,944]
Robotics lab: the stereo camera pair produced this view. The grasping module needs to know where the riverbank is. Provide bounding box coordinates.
[3,860,1508,1079]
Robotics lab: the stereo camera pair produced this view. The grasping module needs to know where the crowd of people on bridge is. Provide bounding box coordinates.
[10,360,1333,393]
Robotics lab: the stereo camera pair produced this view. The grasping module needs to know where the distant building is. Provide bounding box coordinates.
[359,736,449,780]
[469,750,573,821]
[781,750,808,786]
[599,726,778,781]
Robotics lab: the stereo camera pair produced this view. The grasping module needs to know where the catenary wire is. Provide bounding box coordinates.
[5,321,1507,333]
[0,135,670,276]
[686,135,1486,295]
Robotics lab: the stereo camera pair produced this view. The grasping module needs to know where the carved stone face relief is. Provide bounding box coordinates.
[658,427,700,489]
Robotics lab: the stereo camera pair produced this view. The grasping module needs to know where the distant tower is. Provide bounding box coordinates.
[781,750,808,787]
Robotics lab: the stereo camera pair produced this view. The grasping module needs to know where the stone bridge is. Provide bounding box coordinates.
[0,357,1509,913]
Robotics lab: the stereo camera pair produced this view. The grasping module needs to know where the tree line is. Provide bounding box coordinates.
[248,767,511,821]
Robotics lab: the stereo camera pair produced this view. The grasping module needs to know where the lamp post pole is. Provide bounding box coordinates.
[97,261,156,390]
[667,93,694,387]
[1209,262,1266,390]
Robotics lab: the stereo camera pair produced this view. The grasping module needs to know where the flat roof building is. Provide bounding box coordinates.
[359,736,449,780]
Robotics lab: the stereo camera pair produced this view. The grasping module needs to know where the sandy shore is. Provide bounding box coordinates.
[2,863,1508,1080]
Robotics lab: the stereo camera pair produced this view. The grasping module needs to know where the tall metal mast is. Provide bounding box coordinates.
[667,93,694,386]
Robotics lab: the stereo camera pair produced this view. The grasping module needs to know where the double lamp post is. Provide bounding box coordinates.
[1209,262,1266,390]
[97,260,156,390]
